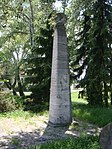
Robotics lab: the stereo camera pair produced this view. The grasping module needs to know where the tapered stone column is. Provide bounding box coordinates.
[49,13,72,126]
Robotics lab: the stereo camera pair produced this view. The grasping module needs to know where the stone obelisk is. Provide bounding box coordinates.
[49,13,72,126]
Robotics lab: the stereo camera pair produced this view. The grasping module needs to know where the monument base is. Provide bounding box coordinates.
[48,121,72,127]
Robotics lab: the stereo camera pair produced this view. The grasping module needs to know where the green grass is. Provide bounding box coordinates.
[30,136,100,149]
[71,91,88,104]
[1,92,112,127]
[11,137,22,147]
[1,92,111,149]
[0,110,34,119]
[0,109,48,119]
[72,92,112,127]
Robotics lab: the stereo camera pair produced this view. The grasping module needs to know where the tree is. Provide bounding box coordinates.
[23,1,56,103]
[67,0,112,106]
[0,0,43,96]
[0,34,28,96]
[85,0,112,106]
[25,18,53,103]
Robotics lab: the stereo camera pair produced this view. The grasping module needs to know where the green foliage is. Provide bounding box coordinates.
[29,136,99,149]
[24,99,49,113]
[0,109,35,119]
[0,0,51,97]
[0,92,24,112]
[84,0,112,106]
[68,0,112,106]
[25,20,53,103]
[11,138,22,147]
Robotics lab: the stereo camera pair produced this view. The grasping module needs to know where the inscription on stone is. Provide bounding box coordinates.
[49,13,72,126]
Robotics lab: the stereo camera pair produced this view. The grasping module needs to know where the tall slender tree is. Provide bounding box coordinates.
[68,0,112,106]
[86,0,112,106]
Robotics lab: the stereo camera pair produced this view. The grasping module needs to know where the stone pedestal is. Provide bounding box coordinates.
[100,123,112,149]
[49,13,72,126]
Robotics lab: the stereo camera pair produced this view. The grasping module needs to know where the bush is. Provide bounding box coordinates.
[24,97,49,113]
[0,92,24,112]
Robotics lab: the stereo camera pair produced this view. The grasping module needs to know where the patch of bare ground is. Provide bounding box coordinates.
[0,115,101,149]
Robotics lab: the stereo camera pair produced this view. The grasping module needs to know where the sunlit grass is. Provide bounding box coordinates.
[0,109,48,119]
[30,135,100,149]
[1,92,112,127]
[71,92,112,127]
[71,91,88,104]
[0,91,111,149]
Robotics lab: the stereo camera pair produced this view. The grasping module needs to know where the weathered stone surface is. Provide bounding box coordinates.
[100,123,112,149]
[49,13,72,126]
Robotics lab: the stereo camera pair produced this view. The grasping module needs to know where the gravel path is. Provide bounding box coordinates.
[0,115,101,149]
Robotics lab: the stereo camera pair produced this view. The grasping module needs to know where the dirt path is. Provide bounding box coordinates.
[0,115,101,149]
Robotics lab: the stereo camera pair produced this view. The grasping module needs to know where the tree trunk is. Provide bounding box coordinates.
[17,67,25,97]
[110,64,112,105]
[6,81,17,96]
[1,75,17,96]
[104,82,108,107]
[29,0,35,47]
[17,74,25,97]
[110,82,112,105]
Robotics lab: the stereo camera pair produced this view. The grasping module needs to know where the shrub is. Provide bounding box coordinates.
[24,98,49,113]
[0,92,24,112]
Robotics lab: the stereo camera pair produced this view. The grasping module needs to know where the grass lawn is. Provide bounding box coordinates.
[1,92,112,149]
[30,136,100,149]
[33,92,112,149]
[1,91,112,128]
[71,92,112,127]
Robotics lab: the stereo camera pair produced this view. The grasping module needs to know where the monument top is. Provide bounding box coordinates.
[55,13,67,26]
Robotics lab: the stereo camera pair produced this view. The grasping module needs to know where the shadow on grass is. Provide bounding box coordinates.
[0,129,41,149]
[0,123,79,149]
